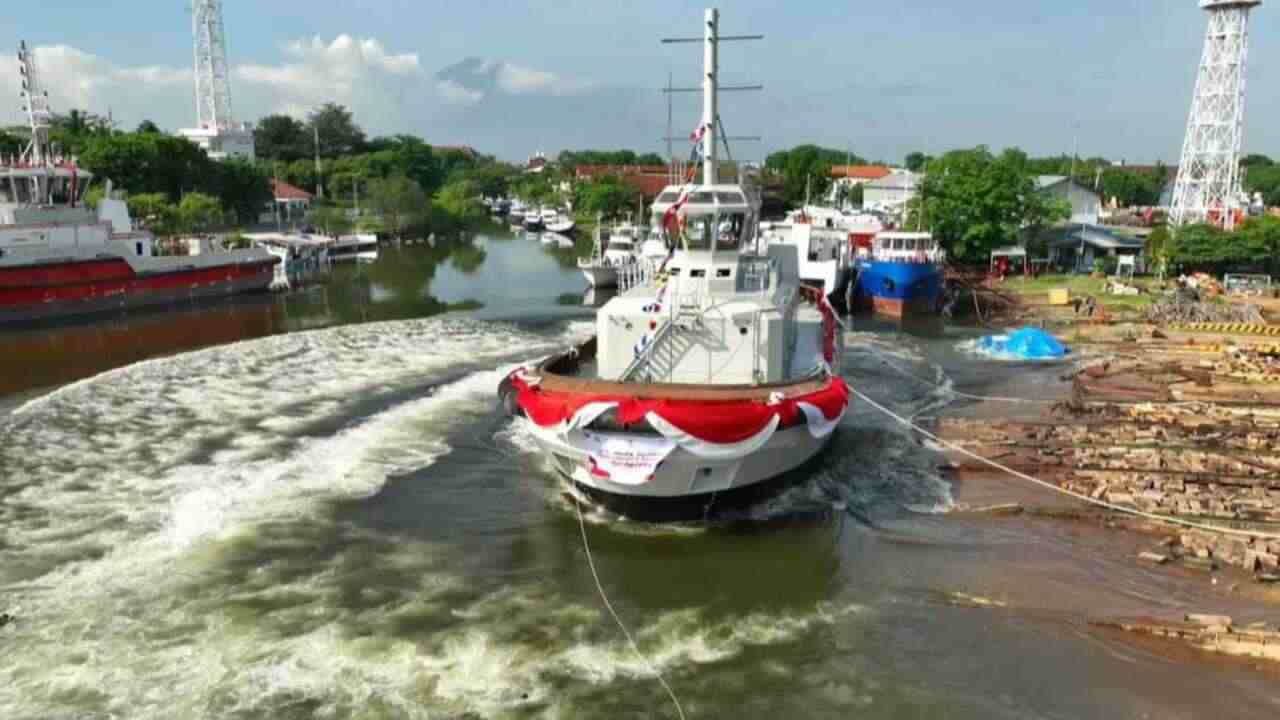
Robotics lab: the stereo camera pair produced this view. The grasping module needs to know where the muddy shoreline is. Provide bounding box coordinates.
[921,293,1280,668]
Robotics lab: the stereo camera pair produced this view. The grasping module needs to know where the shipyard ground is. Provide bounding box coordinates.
[911,285,1280,668]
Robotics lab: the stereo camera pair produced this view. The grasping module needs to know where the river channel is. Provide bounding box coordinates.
[1,231,1277,719]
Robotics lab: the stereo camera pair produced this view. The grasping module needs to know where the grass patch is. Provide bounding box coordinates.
[998,274,1158,310]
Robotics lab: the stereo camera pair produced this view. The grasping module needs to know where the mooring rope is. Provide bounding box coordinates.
[853,345,1059,405]
[850,386,1280,541]
[575,498,687,720]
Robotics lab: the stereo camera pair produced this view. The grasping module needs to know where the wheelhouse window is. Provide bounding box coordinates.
[716,212,745,250]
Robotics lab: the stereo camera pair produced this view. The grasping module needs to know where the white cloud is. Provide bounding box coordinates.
[0,45,189,129]
[235,35,422,126]
[0,39,608,159]
[435,79,485,106]
[497,63,563,95]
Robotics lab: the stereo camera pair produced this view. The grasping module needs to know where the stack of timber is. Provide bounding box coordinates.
[938,342,1280,579]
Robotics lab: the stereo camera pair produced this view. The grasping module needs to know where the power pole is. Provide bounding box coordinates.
[314,122,324,201]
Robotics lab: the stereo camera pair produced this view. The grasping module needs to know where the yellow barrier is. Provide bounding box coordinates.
[1171,322,1280,337]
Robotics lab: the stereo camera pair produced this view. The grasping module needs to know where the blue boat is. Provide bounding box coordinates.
[853,232,945,317]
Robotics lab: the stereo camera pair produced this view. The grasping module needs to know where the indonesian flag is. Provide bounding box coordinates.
[688,123,708,163]
[662,186,692,235]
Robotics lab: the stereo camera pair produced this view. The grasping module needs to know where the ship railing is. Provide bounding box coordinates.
[620,318,677,382]
[872,248,946,264]
[618,258,660,292]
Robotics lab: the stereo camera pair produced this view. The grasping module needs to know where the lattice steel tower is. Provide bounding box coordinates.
[181,0,253,160]
[1170,0,1262,230]
[192,0,233,130]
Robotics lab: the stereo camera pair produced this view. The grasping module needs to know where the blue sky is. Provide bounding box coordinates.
[2,1,1277,164]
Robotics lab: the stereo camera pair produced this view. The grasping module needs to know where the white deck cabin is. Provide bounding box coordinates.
[867,231,946,264]
[596,182,829,386]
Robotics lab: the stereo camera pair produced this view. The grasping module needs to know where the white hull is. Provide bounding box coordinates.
[332,250,379,264]
[525,421,833,500]
[546,220,576,234]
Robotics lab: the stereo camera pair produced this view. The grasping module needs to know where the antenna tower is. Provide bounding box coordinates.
[17,41,53,166]
[662,9,762,184]
[1169,0,1262,231]
[192,0,234,130]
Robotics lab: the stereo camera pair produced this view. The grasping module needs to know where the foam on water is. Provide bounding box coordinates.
[0,317,599,717]
[0,315,936,718]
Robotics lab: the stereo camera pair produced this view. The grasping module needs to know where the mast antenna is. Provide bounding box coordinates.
[661,9,762,185]
[17,41,53,167]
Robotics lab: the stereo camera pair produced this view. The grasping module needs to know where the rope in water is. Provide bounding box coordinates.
[850,386,1280,541]
[575,498,687,720]
[861,350,1059,405]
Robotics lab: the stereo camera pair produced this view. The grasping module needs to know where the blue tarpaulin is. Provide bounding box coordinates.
[977,328,1069,360]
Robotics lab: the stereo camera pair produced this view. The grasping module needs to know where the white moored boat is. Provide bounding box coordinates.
[578,221,641,288]
[545,210,576,234]
[330,233,379,263]
[502,11,848,520]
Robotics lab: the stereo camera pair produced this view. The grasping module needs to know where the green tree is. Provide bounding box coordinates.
[1098,168,1164,207]
[176,192,223,233]
[917,146,1070,263]
[905,152,930,172]
[136,120,162,134]
[310,206,353,236]
[459,163,516,199]
[765,145,863,206]
[210,159,272,224]
[1243,163,1280,206]
[575,176,639,218]
[127,193,177,235]
[79,133,211,200]
[513,176,554,205]
[1235,215,1280,276]
[434,179,487,228]
[0,130,22,158]
[1170,224,1228,270]
[1145,226,1172,279]
[308,103,366,158]
[254,114,310,162]
[368,176,428,241]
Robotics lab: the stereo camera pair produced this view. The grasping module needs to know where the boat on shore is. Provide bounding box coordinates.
[0,42,277,326]
[501,11,848,520]
[851,232,945,317]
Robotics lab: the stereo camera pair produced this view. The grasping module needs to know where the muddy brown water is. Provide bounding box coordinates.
[1,235,1277,718]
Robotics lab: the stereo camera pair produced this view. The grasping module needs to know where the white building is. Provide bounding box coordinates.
[861,170,922,212]
[177,125,255,162]
[1035,175,1101,225]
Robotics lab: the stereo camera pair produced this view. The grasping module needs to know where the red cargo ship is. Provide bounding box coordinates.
[0,42,277,326]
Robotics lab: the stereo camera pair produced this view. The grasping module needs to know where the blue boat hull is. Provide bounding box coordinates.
[854,261,943,317]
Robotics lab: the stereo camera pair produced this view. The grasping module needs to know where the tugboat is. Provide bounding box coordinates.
[0,42,277,326]
[500,10,848,520]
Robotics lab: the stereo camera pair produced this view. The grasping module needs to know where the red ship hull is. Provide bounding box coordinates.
[0,256,277,325]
